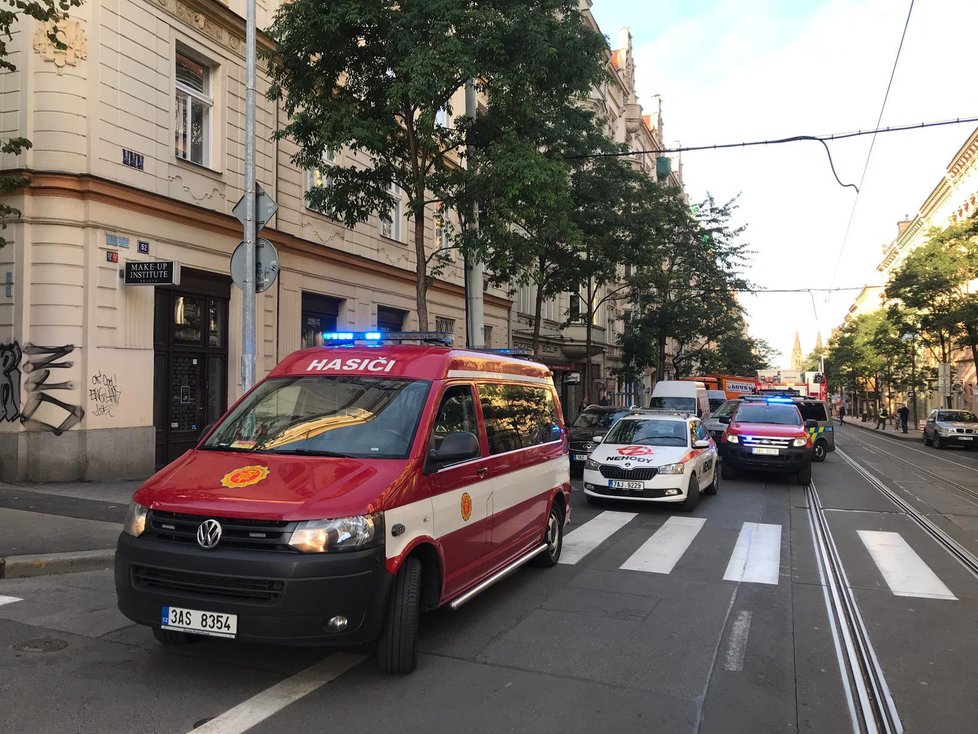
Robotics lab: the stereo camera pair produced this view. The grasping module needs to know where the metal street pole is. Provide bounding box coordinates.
[464,79,485,349]
[241,0,258,391]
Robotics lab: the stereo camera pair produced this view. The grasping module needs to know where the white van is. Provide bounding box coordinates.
[648,380,709,417]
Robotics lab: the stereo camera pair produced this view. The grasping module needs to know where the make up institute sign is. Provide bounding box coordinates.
[124,261,181,286]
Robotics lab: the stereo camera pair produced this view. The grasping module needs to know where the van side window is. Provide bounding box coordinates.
[430,385,478,454]
[479,383,559,455]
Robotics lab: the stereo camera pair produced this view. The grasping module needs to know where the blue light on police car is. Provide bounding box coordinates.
[323,331,355,341]
[766,397,793,404]
[364,332,382,341]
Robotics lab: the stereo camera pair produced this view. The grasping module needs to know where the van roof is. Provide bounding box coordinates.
[269,344,554,383]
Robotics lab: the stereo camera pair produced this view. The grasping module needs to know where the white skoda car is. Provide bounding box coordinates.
[582,412,719,511]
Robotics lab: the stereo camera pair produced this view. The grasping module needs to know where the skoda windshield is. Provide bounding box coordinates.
[202,376,431,459]
[604,419,690,447]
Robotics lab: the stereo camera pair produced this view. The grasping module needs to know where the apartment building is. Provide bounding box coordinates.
[0,0,513,480]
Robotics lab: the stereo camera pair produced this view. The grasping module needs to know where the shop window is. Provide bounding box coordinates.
[301,292,342,348]
[175,49,214,166]
[377,306,406,332]
[173,295,204,344]
[483,324,493,347]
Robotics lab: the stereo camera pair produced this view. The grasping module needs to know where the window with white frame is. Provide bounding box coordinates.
[175,50,213,166]
[517,284,533,315]
[379,182,402,241]
[435,108,451,128]
[305,149,337,215]
[434,204,454,254]
[435,317,455,336]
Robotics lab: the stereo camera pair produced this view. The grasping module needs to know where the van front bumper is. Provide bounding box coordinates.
[115,533,393,645]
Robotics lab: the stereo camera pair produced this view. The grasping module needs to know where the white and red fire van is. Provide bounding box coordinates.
[115,333,570,673]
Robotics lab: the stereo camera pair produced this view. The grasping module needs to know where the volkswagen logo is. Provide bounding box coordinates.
[197,519,222,550]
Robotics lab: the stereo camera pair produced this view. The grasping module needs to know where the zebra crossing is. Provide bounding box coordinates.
[560,510,961,600]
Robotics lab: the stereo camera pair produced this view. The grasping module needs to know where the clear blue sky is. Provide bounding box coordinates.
[590,0,978,366]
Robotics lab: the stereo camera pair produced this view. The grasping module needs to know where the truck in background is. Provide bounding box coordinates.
[680,375,759,401]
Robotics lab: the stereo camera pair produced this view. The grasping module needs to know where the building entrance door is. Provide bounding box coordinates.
[153,269,230,470]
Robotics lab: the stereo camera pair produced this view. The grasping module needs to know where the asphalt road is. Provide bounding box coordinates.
[1,434,976,733]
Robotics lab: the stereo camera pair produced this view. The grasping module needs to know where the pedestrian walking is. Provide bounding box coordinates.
[876,405,889,429]
[897,404,910,434]
[839,404,846,425]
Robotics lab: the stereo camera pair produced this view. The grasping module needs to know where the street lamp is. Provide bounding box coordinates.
[902,330,918,426]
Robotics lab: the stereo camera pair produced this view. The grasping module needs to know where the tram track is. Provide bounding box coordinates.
[842,431,978,506]
[807,478,903,734]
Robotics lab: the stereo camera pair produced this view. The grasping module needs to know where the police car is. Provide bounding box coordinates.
[582,411,718,511]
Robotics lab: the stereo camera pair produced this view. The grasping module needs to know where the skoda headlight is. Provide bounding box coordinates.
[658,462,685,475]
[122,502,148,537]
[288,513,384,553]
[584,458,601,471]
[792,438,808,447]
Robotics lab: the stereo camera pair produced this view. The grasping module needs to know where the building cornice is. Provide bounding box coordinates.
[20,171,511,309]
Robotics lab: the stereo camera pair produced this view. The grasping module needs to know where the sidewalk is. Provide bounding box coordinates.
[0,478,145,579]
[835,417,921,441]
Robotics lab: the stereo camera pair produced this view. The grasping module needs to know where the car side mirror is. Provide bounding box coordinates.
[718,416,730,424]
[693,439,711,448]
[429,431,480,466]
[804,419,819,429]
[592,435,604,443]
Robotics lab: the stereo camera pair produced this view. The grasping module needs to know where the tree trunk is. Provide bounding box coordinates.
[656,334,667,382]
[584,308,593,405]
[532,257,546,356]
[413,210,428,331]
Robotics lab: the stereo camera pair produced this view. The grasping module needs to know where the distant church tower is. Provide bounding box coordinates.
[815,331,824,352]
[791,331,804,371]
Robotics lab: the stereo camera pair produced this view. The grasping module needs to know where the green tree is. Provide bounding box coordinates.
[265,0,606,330]
[0,0,84,248]
[622,193,751,381]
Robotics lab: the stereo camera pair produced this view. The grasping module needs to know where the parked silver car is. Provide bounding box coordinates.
[922,409,978,449]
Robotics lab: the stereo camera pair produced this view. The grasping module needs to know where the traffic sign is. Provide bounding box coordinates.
[230,237,279,293]
[938,362,952,396]
[233,183,278,232]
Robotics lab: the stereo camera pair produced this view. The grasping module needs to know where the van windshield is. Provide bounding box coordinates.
[201,376,431,459]
[648,396,696,412]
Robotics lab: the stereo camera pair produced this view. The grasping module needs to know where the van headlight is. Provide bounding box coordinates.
[658,462,685,474]
[122,502,148,537]
[725,434,739,443]
[792,438,808,447]
[288,513,384,553]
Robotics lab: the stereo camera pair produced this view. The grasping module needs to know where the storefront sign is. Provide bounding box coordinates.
[124,261,180,286]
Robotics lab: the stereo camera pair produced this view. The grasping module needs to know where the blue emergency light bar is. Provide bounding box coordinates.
[321,330,454,346]
[765,397,794,404]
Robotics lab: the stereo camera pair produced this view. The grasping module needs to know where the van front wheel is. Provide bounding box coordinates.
[531,502,564,567]
[812,440,827,462]
[377,557,421,674]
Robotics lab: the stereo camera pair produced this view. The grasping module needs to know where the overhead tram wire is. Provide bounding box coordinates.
[826,0,916,294]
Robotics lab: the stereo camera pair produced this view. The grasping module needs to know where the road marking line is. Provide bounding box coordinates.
[189,653,365,734]
[722,610,753,671]
[559,510,637,565]
[723,522,782,585]
[620,516,706,574]
[857,530,957,600]
[0,595,22,606]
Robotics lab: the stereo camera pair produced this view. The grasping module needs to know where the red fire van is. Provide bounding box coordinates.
[115,333,570,673]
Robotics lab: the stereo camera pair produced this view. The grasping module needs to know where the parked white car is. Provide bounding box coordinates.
[582,411,718,511]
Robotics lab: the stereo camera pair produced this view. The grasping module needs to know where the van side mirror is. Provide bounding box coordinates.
[429,431,480,466]
[804,419,819,430]
[718,416,730,424]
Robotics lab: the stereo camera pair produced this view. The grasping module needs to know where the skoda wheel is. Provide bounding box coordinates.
[703,465,719,496]
[532,502,564,567]
[812,440,827,463]
[377,557,421,674]
[681,475,700,512]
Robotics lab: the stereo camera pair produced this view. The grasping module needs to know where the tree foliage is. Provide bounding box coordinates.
[264,0,606,330]
[0,0,84,248]
[621,193,752,381]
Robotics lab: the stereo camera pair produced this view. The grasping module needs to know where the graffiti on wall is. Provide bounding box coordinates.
[0,342,87,435]
[89,371,122,417]
[0,342,22,421]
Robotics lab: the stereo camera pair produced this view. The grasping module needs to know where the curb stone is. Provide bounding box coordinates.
[0,549,115,579]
